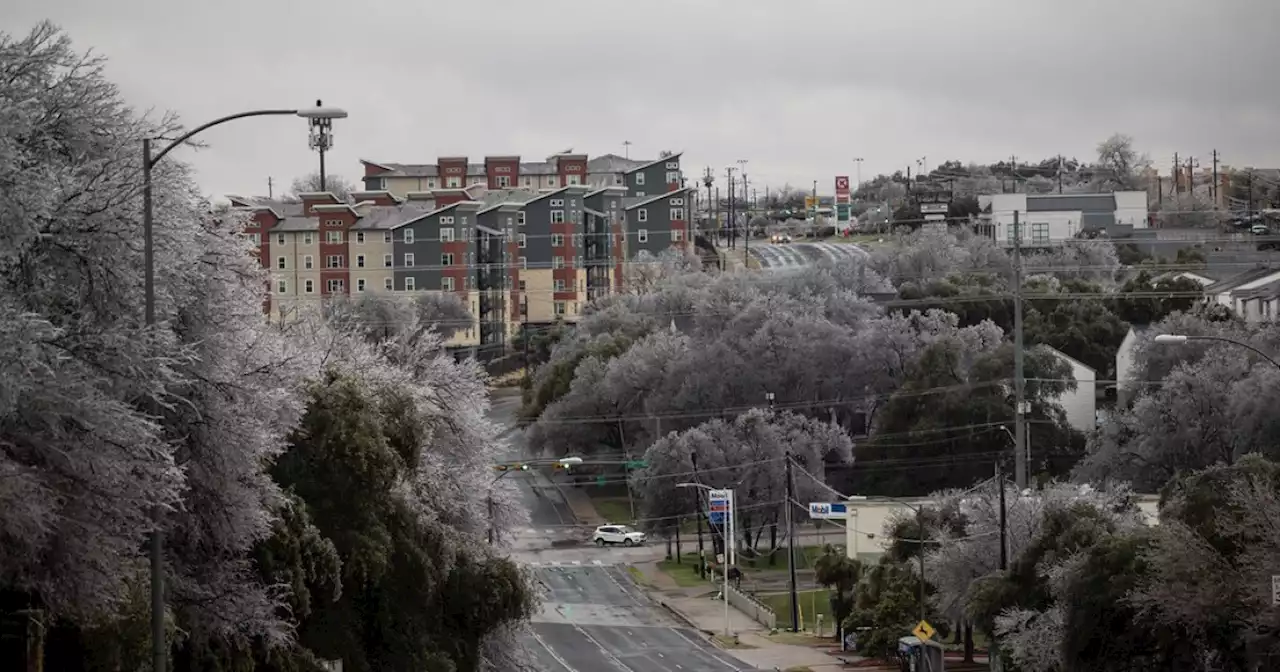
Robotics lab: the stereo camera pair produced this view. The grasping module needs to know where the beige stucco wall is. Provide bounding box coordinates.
[522,269,556,323]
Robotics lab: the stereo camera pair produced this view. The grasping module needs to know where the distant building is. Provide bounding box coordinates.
[987,192,1149,247]
[1042,346,1098,434]
[1203,267,1280,321]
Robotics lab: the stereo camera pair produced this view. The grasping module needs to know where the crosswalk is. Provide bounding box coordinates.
[524,559,608,567]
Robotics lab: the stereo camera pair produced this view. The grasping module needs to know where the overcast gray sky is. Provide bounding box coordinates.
[6,0,1279,199]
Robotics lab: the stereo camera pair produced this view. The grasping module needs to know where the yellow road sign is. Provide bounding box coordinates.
[805,196,818,210]
[912,620,936,641]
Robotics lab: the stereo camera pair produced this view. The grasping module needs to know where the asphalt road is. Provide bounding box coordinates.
[749,240,868,271]
[523,565,750,671]
[489,392,578,531]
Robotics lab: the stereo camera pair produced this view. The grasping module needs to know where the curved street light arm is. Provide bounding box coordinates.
[147,109,300,168]
[1184,335,1280,370]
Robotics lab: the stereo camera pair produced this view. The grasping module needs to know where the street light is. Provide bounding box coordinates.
[487,456,583,544]
[677,482,734,638]
[853,158,864,194]
[300,101,347,191]
[1153,333,1280,370]
[141,102,347,672]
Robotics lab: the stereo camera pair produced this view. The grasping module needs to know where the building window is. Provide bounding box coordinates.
[572,233,582,247]
[550,199,565,207]
[356,278,366,292]
[551,210,565,224]
[404,253,415,267]
[665,161,679,169]
[325,230,342,244]
[383,277,393,291]
[638,229,649,243]
[523,177,532,186]
[554,279,566,291]
[1031,222,1049,243]
[553,256,565,269]
[554,301,567,316]
[304,255,314,270]
[355,231,365,244]
[303,233,314,245]
[446,177,461,188]
[567,174,581,185]
[403,229,415,244]
[324,219,342,228]
[441,228,455,242]
[383,254,393,267]
[405,277,416,291]
[670,197,685,206]
[442,253,455,266]
[497,176,511,188]
[672,229,684,242]
[327,279,344,293]
[670,208,685,220]
[427,178,437,189]
[442,277,455,292]
[304,279,314,293]
[276,233,285,245]
[325,255,343,269]
[356,254,366,268]
[383,231,391,243]
[441,216,455,225]
[666,171,680,183]
[517,211,526,227]
[551,233,564,246]
[276,256,287,270]
[637,209,648,223]
[518,233,527,248]
[1007,222,1020,244]
[519,256,527,270]
[518,279,527,291]
[635,173,646,185]
[247,232,260,245]
[635,192,646,197]
[276,279,287,294]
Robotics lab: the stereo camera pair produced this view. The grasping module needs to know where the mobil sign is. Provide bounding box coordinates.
[808,502,849,520]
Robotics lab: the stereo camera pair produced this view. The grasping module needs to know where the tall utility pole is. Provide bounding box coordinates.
[1211,150,1220,205]
[726,167,736,249]
[1248,170,1255,215]
[702,167,715,250]
[623,140,632,159]
[997,461,1008,570]
[267,176,275,199]
[811,180,818,222]
[784,452,800,633]
[1173,153,1180,193]
[1012,209,1028,488]
[1008,155,1018,193]
[1056,155,1064,193]
[692,451,706,579]
[905,165,912,198]
[1186,157,1200,196]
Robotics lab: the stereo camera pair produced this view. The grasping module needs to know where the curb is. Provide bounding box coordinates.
[658,600,707,634]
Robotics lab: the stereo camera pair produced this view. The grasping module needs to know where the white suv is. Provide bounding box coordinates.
[592,524,646,547]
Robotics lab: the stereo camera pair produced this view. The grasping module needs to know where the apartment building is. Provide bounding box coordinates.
[233,150,693,349]
[235,191,502,354]
[359,151,684,197]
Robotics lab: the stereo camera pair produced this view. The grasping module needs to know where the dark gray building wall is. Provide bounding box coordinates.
[519,192,556,266]
[625,156,682,198]
[626,193,681,258]
[391,210,446,290]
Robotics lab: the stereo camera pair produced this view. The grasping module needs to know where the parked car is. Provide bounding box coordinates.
[592,524,646,547]
[1252,223,1272,236]
[770,233,792,243]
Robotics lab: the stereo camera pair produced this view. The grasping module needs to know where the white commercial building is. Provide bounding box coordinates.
[988,192,1148,247]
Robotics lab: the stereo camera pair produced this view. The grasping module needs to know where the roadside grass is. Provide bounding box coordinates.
[655,554,711,588]
[760,588,834,632]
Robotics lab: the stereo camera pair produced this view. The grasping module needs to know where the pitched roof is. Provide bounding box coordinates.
[389,200,483,231]
[1205,267,1280,294]
[624,187,691,210]
[362,152,664,179]
[621,152,684,175]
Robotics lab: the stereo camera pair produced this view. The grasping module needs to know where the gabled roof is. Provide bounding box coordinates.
[520,186,574,207]
[1040,344,1096,374]
[1205,267,1280,294]
[1232,277,1280,300]
[621,152,683,175]
[585,185,630,198]
[311,203,361,217]
[362,153,666,179]
[389,200,483,231]
[350,190,403,204]
[587,154,647,174]
[624,187,691,210]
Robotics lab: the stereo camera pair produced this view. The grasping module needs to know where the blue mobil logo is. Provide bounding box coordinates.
[808,502,848,519]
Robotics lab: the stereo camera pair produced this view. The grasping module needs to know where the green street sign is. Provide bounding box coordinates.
[625,460,648,469]
[595,475,607,486]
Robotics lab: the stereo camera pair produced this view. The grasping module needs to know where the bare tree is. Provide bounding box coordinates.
[286,171,356,201]
[1093,133,1152,191]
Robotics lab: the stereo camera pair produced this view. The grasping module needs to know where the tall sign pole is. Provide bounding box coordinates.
[834,175,851,232]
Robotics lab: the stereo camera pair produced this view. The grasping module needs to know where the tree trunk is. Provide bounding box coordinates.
[963,621,975,664]
[769,525,778,566]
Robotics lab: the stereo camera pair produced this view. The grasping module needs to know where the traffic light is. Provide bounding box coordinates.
[492,463,531,472]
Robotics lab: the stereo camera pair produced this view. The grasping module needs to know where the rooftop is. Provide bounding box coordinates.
[362,152,654,179]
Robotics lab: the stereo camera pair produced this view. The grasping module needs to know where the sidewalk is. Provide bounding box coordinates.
[636,561,864,671]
